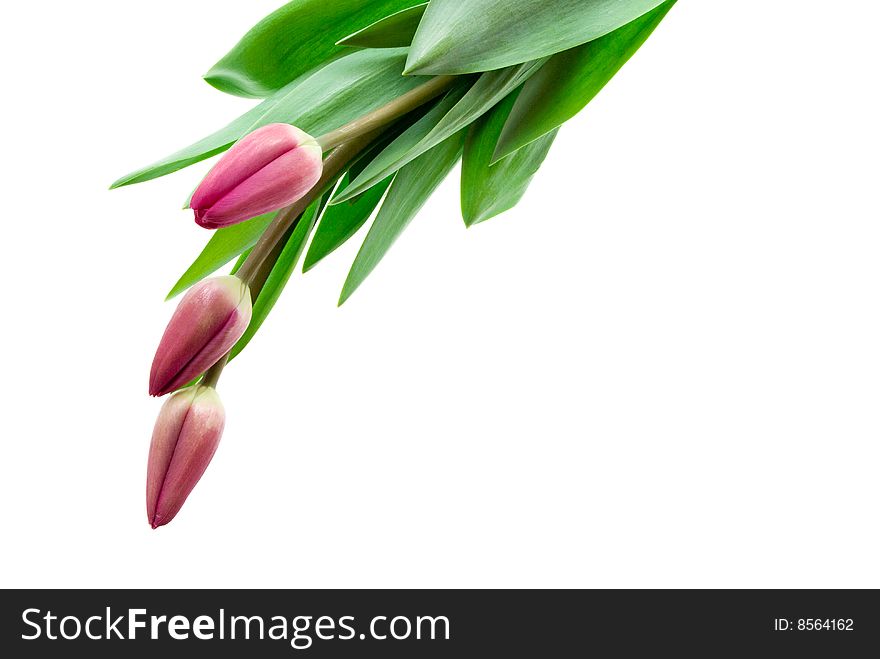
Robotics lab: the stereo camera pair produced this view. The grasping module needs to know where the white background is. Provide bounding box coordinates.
[1,1,878,588]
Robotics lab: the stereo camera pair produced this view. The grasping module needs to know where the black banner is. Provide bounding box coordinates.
[1,590,877,656]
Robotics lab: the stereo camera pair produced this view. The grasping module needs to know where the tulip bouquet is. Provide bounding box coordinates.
[113,0,676,528]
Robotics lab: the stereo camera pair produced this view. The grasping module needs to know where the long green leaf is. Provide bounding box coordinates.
[337,3,428,48]
[229,195,326,360]
[112,106,264,190]
[303,174,392,272]
[332,83,469,204]
[205,0,425,98]
[494,1,675,160]
[461,91,557,226]
[166,212,276,299]
[112,49,424,189]
[339,131,465,304]
[333,59,544,203]
[416,60,546,152]
[405,0,667,75]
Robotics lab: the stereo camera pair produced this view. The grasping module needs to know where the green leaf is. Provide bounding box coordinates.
[461,90,557,226]
[166,212,276,300]
[111,107,264,190]
[346,105,429,181]
[229,194,327,360]
[332,83,469,204]
[205,0,425,98]
[303,174,393,272]
[337,3,427,48]
[416,60,546,152]
[494,1,675,160]
[333,59,544,203]
[405,0,668,75]
[339,131,465,305]
[112,49,424,189]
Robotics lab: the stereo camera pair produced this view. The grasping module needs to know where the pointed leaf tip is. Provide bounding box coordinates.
[461,88,558,226]
[304,175,393,273]
[492,0,675,161]
[337,3,428,49]
[165,212,277,300]
[205,0,428,98]
[340,131,464,303]
[111,49,422,189]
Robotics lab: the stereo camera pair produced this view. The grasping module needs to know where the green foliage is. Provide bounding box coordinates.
[337,3,428,48]
[119,0,676,357]
[461,90,557,226]
[334,58,545,203]
[303,174,393,272]
[112,49,426,188]
[494,1,675,160]
[339,131,466,304]
[332,83,471,203]
[166,213,275,300]
[406,0,668,74]
[205,0,425,97]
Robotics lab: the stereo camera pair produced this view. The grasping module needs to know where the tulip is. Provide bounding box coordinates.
[147,385,225,528]
[149,275,252,397]
[191,123,323,229]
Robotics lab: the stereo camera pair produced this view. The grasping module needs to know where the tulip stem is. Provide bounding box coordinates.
[200,132,379,391]
[201,355,228,389]
[316,75,456,151]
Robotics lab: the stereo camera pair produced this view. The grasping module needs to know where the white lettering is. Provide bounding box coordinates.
[193,616,214,640]
[85,616,102,640]
[129,608,147,639]
[21,609,41,640]
[106,608,125,639]
[59,616,81,640]
[167,615,190,640]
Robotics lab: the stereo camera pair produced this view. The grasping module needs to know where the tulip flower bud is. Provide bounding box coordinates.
[191,123,323,229]
[147,385,224,528]
[149,275,252,397]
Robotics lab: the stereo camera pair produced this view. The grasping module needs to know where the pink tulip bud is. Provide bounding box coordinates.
[190,123,323,228]
[149,276,252,397]
[147,385,225,529]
